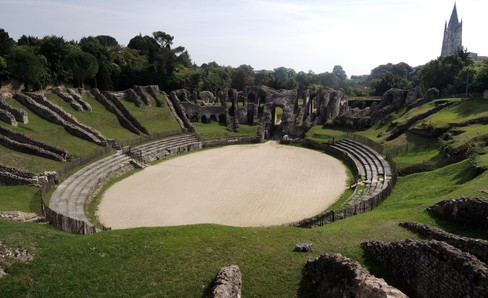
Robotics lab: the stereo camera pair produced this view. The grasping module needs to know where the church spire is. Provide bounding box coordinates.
[441,2,463,56]
[449,2,459,27]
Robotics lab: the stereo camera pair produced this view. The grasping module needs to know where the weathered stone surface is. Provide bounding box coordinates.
[168,91,195,132]
[199,91,215,103]
[0,108,17,126]
[400,221,488,264]
[147,85,163,107]
[306,253,407,298]
[294,243,313,252]
[314,88,349,125]
[0,211,46,223]
[124,88,142,107]
[53,87,84,111]
[362,239,488,298]
[211,265,242,298]
[0,125,68,162]
[104,91,149,134]
[67,88,92,112]
[0,97,28,123]
[405,86,424,107]
[132,85,151,105]
[14,92,107,146]
[426,197,488,230]
[371,88,406,122]
[92,88,141,135]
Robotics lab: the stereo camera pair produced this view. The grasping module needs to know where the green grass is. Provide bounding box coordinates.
[450,124,488,149]
[0,186,41,213]
[1,97,100,157]
[44,93,140,142]
[414,98,488,129]
[2,94,488,296]
[119,92,181,135]
[0,145,62,172]
[194,122,258,140]
[305,126,351,143]
[0,159,485,296]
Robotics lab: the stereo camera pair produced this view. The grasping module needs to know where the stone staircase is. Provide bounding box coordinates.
[330,139,392,208]
[49,134,202,226]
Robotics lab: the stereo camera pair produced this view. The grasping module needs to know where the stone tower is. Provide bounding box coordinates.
[441,3,463,56]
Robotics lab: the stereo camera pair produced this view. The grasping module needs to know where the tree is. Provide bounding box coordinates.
[39,35,71,84]
[0,28,15,56]
[474,60,488,92]
[333,65,347,81]
[0,56,8,84]
[64,50,99,88]
[7,49,46,90]
[153,31,174,49]
[231,65,254,90]
[371,72,410,96]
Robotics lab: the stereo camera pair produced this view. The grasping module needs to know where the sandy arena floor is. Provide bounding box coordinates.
[97,141,347,229]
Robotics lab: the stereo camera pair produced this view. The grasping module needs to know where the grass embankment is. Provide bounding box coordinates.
[193,122,259,140]
[0,159,486,296]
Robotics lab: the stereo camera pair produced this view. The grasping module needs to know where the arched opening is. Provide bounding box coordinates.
[201,115,208,123]
[274,106,284,125]
[210,115,217,122]
[228,107,235,117]
[219,114,227,124]
[191,115,198,122]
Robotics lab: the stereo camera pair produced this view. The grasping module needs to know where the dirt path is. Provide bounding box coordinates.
[97,141,347,229]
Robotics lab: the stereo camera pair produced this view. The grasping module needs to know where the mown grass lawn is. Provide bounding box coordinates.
[0,158,486,297]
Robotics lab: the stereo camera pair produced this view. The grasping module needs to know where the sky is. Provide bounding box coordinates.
[1,0,487,76]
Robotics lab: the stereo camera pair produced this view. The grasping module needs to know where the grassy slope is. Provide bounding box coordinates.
[1,97,488,296]
[0,160,485,296]
[193,122,258,140]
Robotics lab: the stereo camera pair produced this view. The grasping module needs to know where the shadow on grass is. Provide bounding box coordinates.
[29,188,42,214]
[296,263,315,298]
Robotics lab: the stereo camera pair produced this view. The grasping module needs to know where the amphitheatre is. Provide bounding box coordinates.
[1,5,488,293]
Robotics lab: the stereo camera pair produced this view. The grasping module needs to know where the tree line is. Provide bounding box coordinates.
[0,28,487,96]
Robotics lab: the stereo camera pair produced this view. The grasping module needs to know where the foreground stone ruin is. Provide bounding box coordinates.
[211,265,242,298]
[362,239,488,297]
[305,253,406,297]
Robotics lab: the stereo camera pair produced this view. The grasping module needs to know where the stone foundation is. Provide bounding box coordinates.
[426,197,488,229]
[305,253,406,298]
[400,221,488,264]
[362,239,488,297]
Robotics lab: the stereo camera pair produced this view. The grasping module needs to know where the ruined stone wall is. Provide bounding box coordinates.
[400,221,488,264]
[305,253,406,298]
[124,88,143,107]
[362,239,488,297]
[91,88,142,135]
[168,91,195,132]
[53,88,84,112]
[0,109,16,126]
[427,197,488,229]
[132,85,151,105]
[0,164,39,186]
[0,97,28,124]
[104,91,149,134]
[314,88,349,125]
[67,88,92,111]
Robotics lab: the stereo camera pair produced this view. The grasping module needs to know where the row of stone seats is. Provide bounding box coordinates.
[330,139,391,208]
[49,134,203,226]
[134,134,201,162]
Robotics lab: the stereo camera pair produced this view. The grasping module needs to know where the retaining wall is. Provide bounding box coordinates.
[400,221,488,264]
[305,253,406,298]
[362,239,488,298]
[426,197,488,230]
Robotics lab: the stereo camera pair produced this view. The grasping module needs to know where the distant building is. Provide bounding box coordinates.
[441,3,463,56]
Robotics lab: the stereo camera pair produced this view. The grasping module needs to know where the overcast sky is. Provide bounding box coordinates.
[1,0,487,76]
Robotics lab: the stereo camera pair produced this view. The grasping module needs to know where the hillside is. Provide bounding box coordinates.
[0,91,487,296]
